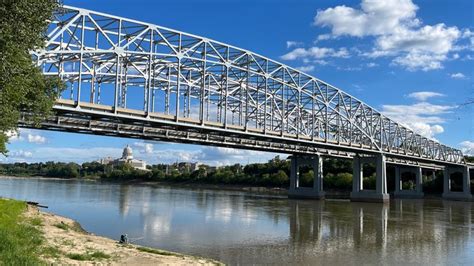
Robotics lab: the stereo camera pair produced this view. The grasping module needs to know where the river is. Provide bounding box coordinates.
[0,176,473,265]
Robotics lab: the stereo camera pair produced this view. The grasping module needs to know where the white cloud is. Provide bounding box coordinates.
[366,62,378,67]
[392,52,446,71]
[6,130,23,142]
[295,65,315,72]
[312,0,463,71]
[133,142,154,154]
[286,41,303,49]
[316,34,331,41]
[23,147,122,163]
[450,72,466,79]
[381,102,455,139]
[195,147,279,166]
[9,150,33,158]
[460,141,474,156]
[407,91,445,101]
[27,134,46,144]
[281,47,349,61]
[375,24,459,54]
[314,0,419,37]
[6,129,46,144]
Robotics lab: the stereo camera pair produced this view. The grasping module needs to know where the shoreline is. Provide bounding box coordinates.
[0,174,290,195]
[15,198,222,265]
[0,175,448,200]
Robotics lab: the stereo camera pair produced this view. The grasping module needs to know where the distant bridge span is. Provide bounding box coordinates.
[20,6,473,202]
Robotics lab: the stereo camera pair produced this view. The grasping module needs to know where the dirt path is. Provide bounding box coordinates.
[25,205,222,265]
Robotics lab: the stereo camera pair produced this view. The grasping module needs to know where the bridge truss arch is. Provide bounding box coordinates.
[30,5,465,166]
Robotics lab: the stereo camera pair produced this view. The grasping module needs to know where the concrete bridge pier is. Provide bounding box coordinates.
[393,166,424,198]
[442,166,472,201]
[288,154,325,199]
[350,154,389,203]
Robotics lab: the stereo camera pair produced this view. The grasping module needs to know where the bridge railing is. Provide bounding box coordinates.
[34,5,465,164]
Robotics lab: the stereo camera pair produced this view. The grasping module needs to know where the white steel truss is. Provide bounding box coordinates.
[31,5,465,165]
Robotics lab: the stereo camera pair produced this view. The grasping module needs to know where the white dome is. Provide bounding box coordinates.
[122,145,133,160]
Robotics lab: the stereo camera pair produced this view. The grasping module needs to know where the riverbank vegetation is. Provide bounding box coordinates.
[0,198,222,264]
[2,156,473,193]
[0,199,44,264]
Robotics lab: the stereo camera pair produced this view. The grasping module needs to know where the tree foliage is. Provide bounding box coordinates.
[0,0,61,155]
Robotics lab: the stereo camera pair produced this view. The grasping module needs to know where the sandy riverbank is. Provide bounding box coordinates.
[24,204,222,265]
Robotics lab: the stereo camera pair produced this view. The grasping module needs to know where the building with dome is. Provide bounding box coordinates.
[97,145,148,171]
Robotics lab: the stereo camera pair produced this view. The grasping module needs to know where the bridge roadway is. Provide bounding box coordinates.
[20,5,473,202]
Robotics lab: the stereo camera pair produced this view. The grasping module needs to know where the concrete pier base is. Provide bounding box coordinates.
[442,192,472,201]
[393,166,424,199]
[350,154,389,203]
[442,166,472,202]
[288,188,325,199]
[288,154,325,200]
[350,191,390,203]
[394,190,424,199]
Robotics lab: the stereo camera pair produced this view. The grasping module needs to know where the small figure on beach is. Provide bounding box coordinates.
[119,234,128,244]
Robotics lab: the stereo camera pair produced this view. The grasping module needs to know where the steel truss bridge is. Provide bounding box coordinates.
[19,6,472,201]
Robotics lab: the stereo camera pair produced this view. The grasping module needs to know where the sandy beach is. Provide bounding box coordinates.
[25,204,222,265]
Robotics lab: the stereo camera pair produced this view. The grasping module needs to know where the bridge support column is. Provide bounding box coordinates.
[442,166,472,201]
[288,154,325,199]
[393,166,424,198]
[350,154,389,203]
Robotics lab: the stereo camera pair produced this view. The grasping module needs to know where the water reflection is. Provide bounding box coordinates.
[0,177,473,265]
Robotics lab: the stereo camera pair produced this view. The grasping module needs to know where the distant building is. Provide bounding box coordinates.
[97,145,148,171]
[172,162,201,172]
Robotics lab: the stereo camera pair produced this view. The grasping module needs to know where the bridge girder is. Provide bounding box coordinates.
[31,5,465,165]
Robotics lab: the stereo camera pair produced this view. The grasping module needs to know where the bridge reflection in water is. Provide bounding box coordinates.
[112,184,473,265]
[1,178,472,264]
[284,199,473,265]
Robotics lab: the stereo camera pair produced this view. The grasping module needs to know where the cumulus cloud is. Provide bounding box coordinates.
[9,150,33,158]
[311,0,463,71]
[150,146,280,166]
[392,52,447,71]
[286,41,303,49]
[295,65,315,72]
[195,147,279,166]
[314,0,419,37]
[27,134,46,144]
[6,130,23,142]
[450,72,466,79]
[6,129,47,144]
[381,102,455,139]
[407,91,445,101]
[133,142,154,154]
[460,141,474,156]
[22,147,122,163]
[281,47,350,61]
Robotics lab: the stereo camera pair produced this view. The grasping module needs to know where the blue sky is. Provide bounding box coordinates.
[3,0,473,165]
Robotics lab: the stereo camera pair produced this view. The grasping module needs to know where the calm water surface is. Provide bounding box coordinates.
[0,177,473,265]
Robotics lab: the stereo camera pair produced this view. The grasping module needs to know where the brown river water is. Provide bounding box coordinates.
[0,176,473,265]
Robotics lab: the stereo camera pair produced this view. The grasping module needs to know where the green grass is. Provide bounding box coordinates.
[70,221,86,233]
[41,246,62,259]
[53,222,69,231]
[0,198,44,264]
[30,217,43,227]
[66,251,111,261]
[53,220,85,233]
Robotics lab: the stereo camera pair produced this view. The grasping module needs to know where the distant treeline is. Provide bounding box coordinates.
[1,156,473,192]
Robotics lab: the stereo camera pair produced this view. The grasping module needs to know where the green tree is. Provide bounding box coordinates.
[0,0,61,155]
